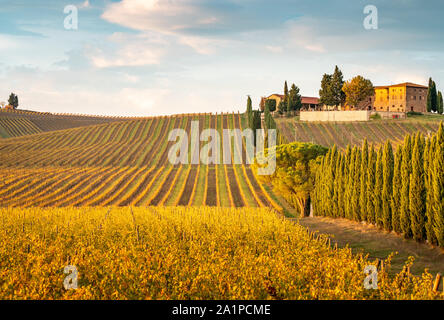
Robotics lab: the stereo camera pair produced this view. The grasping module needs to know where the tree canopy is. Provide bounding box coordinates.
[319,66,345,107]
[342,76,374,109]
[8,93,19,109]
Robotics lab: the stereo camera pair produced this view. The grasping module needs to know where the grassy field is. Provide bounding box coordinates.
[276,114,444,149]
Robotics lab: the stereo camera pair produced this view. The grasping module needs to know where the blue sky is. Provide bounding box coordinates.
[0,0,443,116]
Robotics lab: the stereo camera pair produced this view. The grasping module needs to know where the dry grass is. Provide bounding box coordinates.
[298,216,444,277]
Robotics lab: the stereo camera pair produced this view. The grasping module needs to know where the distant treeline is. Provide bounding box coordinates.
[313,122,444,247]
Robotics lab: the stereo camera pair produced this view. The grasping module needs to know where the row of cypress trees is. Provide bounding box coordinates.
[313,122,444,246]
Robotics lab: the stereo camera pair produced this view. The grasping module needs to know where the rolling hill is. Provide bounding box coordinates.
[0,112,282,211]
[276,115,444,149]
[0,109,130,138]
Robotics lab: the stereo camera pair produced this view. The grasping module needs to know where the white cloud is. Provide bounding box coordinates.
[265,46,283,54]
[79,0,91,9]
[101,0,215,34]
[87,33,167,68]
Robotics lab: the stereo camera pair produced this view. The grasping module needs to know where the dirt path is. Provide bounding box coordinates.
[296,216,444,276]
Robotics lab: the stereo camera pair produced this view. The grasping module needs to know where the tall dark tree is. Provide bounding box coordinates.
[8,93,18,109]
[437,91,443,115]
[366,145,376,224]
[410,133,426,241]
[382,141,394,231]
[426,78,437,113]
[287,84,302,111]
[284,81,289,101]
[374,147,384,228]
[400,135,413,238]
[251,110,262,146]
[319,74,333,106]
[391,146,403,233]
[246,96,253,126]
[331,66,346,106]
[432,124,444,246]
[359,139,368,222]
[265,99,276,113]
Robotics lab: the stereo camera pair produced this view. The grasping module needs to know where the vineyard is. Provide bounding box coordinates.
[0,109,128,138]
[276,117,443,149]
[0,113,282,211]
[1,206,441,300]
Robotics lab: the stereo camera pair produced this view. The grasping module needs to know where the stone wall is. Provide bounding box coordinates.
[300,110,370,122]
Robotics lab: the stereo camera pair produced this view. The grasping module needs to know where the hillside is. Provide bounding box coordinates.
[276,115,444,149]
[0,109,130,138]
[0,113,282,211]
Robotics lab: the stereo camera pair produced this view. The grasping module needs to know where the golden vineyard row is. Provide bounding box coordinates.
[0,113,282,211]
[1,206,441,300]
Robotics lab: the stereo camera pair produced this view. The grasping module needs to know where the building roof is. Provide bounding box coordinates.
[301,97,319,104]
[266,94,319,105]
[375,82,428,89]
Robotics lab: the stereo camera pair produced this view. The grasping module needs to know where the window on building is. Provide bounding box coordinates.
[411,106,414,111]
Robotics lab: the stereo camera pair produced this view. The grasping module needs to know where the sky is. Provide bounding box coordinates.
[0,0,443,116]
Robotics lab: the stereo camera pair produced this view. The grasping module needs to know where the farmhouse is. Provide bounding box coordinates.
[372,82,428,113]
[260,94,319,110]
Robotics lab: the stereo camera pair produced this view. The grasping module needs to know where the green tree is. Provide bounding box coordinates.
[246,96,253,126]
[319,66,345,108]
[251,110,262,146]
[432,123,444,246]
[287,84,302,111]
[331,66,346,107]
[374,147,383,228]
[319,74,333,106]
[345,147,357,220]
[284,81,289,100]
[437,91,443,115]
[409,133,426,241]
[391,146,402,233]
[259,142,328,217]
[366,145,376,224]
[426,78,437,113]
[424,137,436,244]
[352,148,361,221]
[400,135,413,238]
[342,76,374,109]
[8,93,19,109]
[265,99,276,113]
[359,139,368,222]
[382,141,394,231]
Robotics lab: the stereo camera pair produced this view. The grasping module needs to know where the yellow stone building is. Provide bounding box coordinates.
[373,82,428,113]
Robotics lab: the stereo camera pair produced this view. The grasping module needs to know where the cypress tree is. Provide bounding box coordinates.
[432,123,444,246]
[345,147,357,220]
[374,147,383,228]
[359,139,369,222]
[431,81,438,112]
[352,148,361,221]
[400,135,413,238]
[391,146,403,233]
[366,145,376,224]
[382,141,394,231]
[410,133,426,241]
[336,154,346,218]
[425,137,437,244]
[246,96,253,126]
[438,91,443,115]
[284,81,289,100]
[427,78,433,113]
